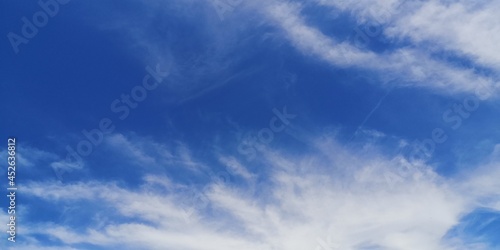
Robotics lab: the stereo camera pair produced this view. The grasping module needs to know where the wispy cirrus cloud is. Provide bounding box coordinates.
[20,133,500,250]
[385,0,500,70]
[77,0,499,100]
[10,1,500,249]
[103,133,208,173]
[253,0,499,97]
[316,0,500,71]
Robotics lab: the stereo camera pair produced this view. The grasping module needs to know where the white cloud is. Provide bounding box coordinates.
[15,1,500,248]
[105,133,158,166]
[218,155,256,180]
[0,146,58,170]
[18,146,58,168]
[81,0,499,99]
[259,1,380,68]
[385,0,500,70]
[22,135,500,249]
[104,133,208,173]
[251,0,499,97]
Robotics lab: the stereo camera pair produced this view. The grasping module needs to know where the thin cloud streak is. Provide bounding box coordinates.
[252,0,499,97]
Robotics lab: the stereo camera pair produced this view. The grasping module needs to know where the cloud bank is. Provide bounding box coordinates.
[18,133,500,250]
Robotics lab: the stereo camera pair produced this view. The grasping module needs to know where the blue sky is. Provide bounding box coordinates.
[2,0,500,249]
